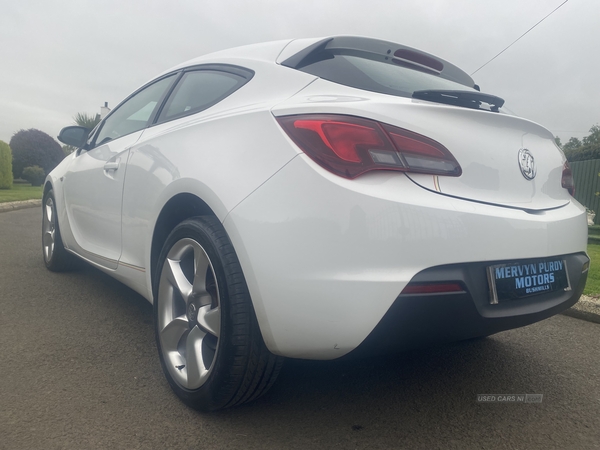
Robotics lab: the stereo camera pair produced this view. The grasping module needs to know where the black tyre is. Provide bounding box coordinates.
[42,189,77,272]
[153,216,283,411]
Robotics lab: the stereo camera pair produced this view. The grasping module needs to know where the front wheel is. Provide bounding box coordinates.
[42,189,76,272]
[154,216,283,411]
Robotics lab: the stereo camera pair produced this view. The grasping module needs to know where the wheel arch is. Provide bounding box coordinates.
[43,180,53,197]
[150,193,217,291]
[42,179,65,236]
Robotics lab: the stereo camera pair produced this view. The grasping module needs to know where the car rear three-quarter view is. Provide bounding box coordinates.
[45,36,588,411]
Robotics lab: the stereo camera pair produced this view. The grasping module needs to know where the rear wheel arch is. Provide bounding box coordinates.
[150,193,217,292]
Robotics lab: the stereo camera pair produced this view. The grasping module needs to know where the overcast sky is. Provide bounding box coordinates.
[0,0,597,145]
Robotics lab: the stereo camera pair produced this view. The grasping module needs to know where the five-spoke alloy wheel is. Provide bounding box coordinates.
[42,196,56,262]
[157,237,221,390]
[154,216,283,411]
[42,189,75,272]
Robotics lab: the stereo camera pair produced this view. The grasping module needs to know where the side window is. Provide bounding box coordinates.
[94,74,176,146]
[157,70,244,122]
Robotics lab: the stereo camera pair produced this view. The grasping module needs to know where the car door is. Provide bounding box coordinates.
[62,73,178,268]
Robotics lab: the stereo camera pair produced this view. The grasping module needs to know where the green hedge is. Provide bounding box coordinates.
[0,140,13,189]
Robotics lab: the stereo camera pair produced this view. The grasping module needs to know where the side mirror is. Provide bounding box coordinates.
[57,126,90,148]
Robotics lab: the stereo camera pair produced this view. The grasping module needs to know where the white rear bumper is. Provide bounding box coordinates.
[224,154,587,359]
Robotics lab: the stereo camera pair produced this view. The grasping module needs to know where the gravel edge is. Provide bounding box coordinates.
[0,199,42,213]
[562,295,600,324]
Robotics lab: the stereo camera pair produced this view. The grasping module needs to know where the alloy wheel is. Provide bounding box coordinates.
[157,238,221,390]
[42,197,56,262]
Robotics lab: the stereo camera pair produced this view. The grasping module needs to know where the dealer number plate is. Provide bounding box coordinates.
[487,258,571,304]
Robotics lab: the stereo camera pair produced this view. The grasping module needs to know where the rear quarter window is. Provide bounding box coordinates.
[158,70,246,122]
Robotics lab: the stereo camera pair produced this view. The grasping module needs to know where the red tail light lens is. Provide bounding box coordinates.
[276,114,461,179]
[561,162,575,196]
[293,120,380,163]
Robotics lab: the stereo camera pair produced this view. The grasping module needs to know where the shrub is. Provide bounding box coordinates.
[22,165,46,187]
[10,129,65,179]
[0,140,12,189]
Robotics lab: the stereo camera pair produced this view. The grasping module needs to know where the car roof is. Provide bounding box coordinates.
[154,36,475,89]
[163,39,294,73]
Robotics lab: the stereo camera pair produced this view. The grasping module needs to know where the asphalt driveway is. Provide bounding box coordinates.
[1,207,599,450]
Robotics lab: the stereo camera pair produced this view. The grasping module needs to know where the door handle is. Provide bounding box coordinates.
[104,158,120,171]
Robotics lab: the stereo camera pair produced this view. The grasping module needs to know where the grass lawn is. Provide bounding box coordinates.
[0,184,43,203]
[584,242,600,296]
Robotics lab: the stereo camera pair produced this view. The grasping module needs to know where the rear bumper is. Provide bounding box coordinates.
[224,154,588,360]
[349,252,589,357]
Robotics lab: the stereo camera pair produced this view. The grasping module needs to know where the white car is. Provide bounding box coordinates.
[46,36,589,411]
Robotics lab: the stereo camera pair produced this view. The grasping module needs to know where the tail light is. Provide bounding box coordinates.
[276,114,461,179]
[561,162,575,196]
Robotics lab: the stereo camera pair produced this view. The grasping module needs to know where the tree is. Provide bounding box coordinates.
[564,125,600,162]
[563,137,582,152]
[10,129,65,179]
[582,125,600,147]
[0,140,13,189]
[74,112,101,130]
[554,136,562,148]
[563,137,583,161]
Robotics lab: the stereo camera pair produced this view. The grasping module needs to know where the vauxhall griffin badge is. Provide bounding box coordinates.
[518,148,536,180]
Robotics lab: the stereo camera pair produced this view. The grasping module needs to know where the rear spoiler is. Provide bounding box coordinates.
[280,36,476,89]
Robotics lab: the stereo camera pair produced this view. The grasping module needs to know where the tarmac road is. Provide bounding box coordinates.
[1,208,599,450]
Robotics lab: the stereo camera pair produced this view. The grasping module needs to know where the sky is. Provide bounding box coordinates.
[0,0,598,145]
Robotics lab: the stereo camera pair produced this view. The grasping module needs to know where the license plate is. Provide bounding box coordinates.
[487,258,571,304]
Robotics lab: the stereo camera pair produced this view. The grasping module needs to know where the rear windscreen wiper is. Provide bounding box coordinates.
[412,90,505,112]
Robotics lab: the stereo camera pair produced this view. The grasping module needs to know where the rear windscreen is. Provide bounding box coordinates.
[296,52,476,99]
